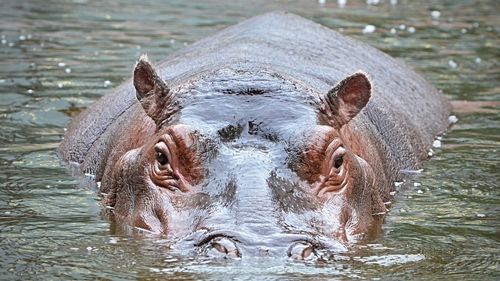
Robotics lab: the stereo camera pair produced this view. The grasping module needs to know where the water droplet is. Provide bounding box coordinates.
[461,28,467,34]
[337,0,346,7]
[318,0,326,5]
[8,42,14,47]
[169,39,176,44]
[448,60,458,68]
[86,246,93,251]
[390,28,396,34]
[19,35,26,41]
[104,80,111,87]
[27,89,33,94]
[428,149,433,157]
[431,10,441,20]
[476,213,486,218]
[65,68,71,73]
[150,268,161,273]
[58,83,63,88]
[57,62,66,67]
[432,140,442,148]
[399,24,406,30]
[408,26,416,33]
[417,189,423,194]
[475,57,481,64]
[362,25,376,34]
[413,182,421,187]
[390,191,396,196]
[1,39,6,45]
[448,115,458,124]
[390,0,397,5]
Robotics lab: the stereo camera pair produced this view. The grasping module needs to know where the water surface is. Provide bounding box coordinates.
[0,0,498,280]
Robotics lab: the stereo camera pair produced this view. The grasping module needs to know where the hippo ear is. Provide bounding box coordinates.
[133,55,171,124]
[321,72,371,128]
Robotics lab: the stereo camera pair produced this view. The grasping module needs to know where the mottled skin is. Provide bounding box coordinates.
[59,12,450,259]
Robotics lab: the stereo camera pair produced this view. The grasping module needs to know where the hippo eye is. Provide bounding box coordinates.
[154,141,171,167]
[156,151,169,166]
[333,155,343,169]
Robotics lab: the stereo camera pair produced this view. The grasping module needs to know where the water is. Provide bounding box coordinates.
[0,0,498,279]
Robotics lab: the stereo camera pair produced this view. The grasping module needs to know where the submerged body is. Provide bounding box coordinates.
[59,12,450,259]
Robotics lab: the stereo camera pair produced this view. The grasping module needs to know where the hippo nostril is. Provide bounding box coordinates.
[207,236,241,259]
[288,241,316,261]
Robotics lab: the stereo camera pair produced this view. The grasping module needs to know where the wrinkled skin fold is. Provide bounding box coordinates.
[59,12,450,259]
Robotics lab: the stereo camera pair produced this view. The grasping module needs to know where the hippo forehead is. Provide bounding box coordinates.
[173,69,321,139]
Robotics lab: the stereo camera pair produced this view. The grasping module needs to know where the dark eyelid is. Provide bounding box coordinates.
[154,141,169,154]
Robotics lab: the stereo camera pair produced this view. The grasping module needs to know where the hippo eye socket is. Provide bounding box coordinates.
[333,155,343,169]
[156,152,169,166]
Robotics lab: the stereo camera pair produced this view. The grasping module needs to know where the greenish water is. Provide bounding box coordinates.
[0,0,498,280]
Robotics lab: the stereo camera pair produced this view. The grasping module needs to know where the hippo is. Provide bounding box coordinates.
[59,12,450,259]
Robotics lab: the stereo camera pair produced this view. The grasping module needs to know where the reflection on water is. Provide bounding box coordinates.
[0,0,498,279]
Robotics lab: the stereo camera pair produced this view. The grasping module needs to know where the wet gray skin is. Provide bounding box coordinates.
[59,12,450,260]
[102,70,359,260]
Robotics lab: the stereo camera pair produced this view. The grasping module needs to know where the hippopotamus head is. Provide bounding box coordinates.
[101,57,384,260]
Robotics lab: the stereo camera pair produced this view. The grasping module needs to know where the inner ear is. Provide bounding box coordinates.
[323,72,372,128]
[133,55,168,100]
[134,59,155,99]
[132,55,171,124]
